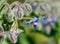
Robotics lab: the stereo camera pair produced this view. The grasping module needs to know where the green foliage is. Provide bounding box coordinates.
[0,0,59,44]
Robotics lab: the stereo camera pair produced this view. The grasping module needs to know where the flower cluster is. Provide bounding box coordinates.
[24,15,57,35]
[0,0,59,44]
[0,0,32,44]
[24,16,56,26]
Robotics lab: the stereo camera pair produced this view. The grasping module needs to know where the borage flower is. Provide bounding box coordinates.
[24,17,39,25]
[40,16,56,35]
[24,17,39,29]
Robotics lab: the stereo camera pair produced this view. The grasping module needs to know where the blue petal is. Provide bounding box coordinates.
[41,20,48,25]
[24,17,39,25]
[40,16,48,25]
[24,22,32,25]
[50,17,56,23]
[33,17,39,22]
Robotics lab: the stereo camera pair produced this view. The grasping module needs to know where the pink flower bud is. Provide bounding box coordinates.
[11,1,24,19]
[23,3,32,12]
[17,7,24,19]
[9,32,17,43]
[8,21,18,43]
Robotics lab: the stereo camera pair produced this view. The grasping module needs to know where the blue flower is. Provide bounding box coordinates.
[41,19,48,25]
[24,21,32,25]
[39,16,48,25]
[33,17,39,22]
[24,17,39,25]
[39,16,57,25]
[50,16,56,23]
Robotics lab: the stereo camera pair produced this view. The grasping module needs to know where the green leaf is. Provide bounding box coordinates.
[18,33,30,44]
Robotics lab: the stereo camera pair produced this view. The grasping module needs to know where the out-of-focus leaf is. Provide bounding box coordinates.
[18,32,30,44]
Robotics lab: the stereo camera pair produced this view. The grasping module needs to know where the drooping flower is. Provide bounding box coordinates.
[24,17,39,25]
[39,16,48,25]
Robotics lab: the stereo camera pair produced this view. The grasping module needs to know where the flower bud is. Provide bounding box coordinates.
[9,32,17,43]
[23,3,32,12]
[10,22,18,33]
[24,17,38,25]
[9,21,18,43]
[40,2,51,13]
[17,7,24,19]
[11,1,24,19]
[0,34,4,43]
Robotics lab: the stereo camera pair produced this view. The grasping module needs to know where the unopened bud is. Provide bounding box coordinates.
[10,1,24,19]
[17,7,24,19]
[9,32,17,43]
[23,3,32,12]
[9,22,18,43]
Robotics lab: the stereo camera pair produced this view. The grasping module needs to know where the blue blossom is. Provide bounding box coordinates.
[50,16,56,23]
[24,21,32,25]
[24,16,57,26]
[39,16,56,25]
[39,16,48,25]
[24,17,39,25]
[33,17,39,23]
